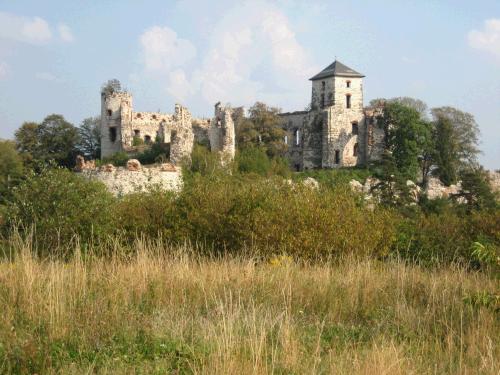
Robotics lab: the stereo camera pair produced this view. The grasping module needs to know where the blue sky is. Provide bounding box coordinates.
[0,0,499,168]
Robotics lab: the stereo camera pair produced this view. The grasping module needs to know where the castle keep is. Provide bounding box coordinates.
[100,60,384,170]
[281,60,384,170]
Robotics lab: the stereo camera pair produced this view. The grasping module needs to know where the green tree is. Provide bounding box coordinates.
[457,167,497,211]
[37,114,80,167]
[101,78,122,96]
[431,107,480,167]
[433,115,459,185]
[383,102,431,180]
[370,97,428,118]
[236,102,287,158]
[77,116,101,159]
[14,122,39,167]
[0,140,24,202]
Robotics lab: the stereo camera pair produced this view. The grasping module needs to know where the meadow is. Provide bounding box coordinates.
[0,236,498,374]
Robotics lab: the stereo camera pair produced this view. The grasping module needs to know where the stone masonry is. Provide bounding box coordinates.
[280,60,385,170]
[210,102,236,163]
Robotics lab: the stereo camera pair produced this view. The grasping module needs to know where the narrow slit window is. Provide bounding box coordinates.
[346,80,351,88]
[334,150,340,164]
[353,143,359,157]
[109,127,117,143]
[294,129,300,146]
[107,109,112,117]
[346,94,351,109]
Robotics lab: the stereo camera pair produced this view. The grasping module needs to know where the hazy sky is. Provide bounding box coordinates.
[0,0,499,168]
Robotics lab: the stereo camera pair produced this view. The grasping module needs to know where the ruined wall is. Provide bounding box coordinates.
[363,107,385,163]
[281,111,308,170]
[81,165,182,196]
[101,92,133,157]
[170,104,194,165]
[210,103,236,162]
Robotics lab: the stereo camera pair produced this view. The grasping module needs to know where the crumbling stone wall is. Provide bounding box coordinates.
[210,102,236,162]
[170,104,194,165]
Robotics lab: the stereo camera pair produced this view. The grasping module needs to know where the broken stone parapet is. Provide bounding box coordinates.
[74,155,96,172]
[81,164,182,196]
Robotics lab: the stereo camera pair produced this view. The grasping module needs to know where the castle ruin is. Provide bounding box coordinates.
[100,60,384,170]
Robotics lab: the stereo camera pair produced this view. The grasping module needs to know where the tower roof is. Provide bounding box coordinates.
[309,60,364,80]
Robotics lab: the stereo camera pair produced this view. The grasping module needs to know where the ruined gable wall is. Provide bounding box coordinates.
[211,104,235,161]
[364,107,385,163]
[170,104,194,165]
[281,111,309,170]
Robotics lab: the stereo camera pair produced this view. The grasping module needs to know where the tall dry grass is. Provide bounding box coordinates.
[0,235,498,374]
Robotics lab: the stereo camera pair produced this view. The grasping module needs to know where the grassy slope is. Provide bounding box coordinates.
[0,240,498,374]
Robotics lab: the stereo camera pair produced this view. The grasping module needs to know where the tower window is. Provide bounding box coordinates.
[352,122,358,135]
[353,143,359,157]
[321,81,325,90]
[136,113,142,119]
[334,150,340,164]
[109,127,117,143]
[294,129,300,146]
[284,135,288,144]
[320,93,325,108]
[107,109,112,117]
[144,135,152,144]
[346,80,351,88]
[346,94,351,109]
[152,115,157,120]
[134,129,140,137]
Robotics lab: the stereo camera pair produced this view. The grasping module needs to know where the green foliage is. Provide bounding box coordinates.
[236,102,287,158]
[236,147,272,175]
[383,102,432,180]
[431,106,480,167]
[0,140,24,202]
[101,151,129,167]
[186,144,226,178]
[132,136,144,147]
[101,78,122,96]
[15,115,79,169]
[457,167,497,211]
[77,116,101,159]
[295,167,372,188]
[433,116,459,185]
[136,142,169,165]
[4,168,116,252]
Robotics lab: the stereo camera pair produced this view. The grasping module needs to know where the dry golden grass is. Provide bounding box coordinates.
[0,236,498,374]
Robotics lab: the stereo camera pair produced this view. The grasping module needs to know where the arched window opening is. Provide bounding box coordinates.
[152,114,157,120]
[134,129,140,137]
[346,80,351,88]
[107,109,112,117]
[144,135,152,144]
[351,122,358,135]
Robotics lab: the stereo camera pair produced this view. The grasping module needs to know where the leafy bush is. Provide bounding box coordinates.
[101,151,129,166]
[136,142,169,165]
[3,168,116,253]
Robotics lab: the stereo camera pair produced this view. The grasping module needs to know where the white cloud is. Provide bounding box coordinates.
[58,23,74,43]
[138,1,316,110]
[140,26,196,72]
[0,62,8,79]
[0,12,52,44]
[468,19,500,59]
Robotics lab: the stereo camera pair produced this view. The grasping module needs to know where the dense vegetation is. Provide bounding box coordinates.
[0,92,498,373]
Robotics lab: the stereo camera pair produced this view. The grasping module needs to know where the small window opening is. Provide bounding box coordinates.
[136,113,142,119]
[320,93,325,108]
[107,109,112,117]
[352,122,358,135]
[152,114,157,120]
[134,129,140,137]
[294,129,300,146]
[294,164,301,171]
[109,127,117,143]
[144,135,152,144]
[321,81,325,90]
[284,135,288,144]
[346,80,351,88]
[353,143,359,157]
[346,94,351,109]
[334,150,340,164]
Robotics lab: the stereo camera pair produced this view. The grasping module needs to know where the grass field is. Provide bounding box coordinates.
[0,238,498,374]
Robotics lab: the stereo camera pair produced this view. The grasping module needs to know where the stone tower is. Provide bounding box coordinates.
[309,61,365,168]
[100,89,133,158]
[210,102,236,163]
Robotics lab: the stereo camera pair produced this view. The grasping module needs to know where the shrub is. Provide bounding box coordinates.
[3,168,116,254]
[101,151,129,167]
[136,142,169,165]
